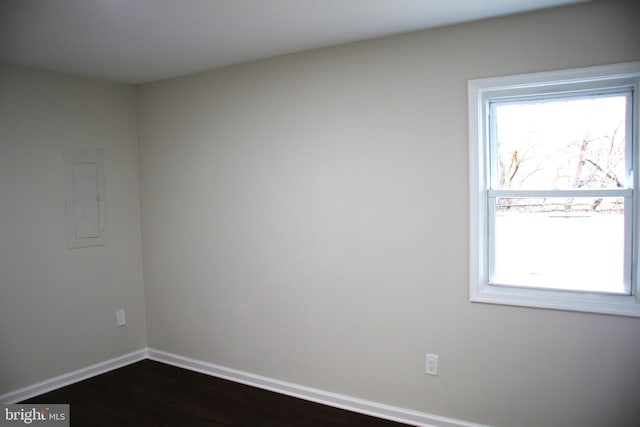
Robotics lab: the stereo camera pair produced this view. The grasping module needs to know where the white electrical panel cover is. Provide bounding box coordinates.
[64,148,105,248]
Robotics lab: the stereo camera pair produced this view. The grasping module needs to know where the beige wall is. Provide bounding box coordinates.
[0,65,147,393]
[138,2,640,426]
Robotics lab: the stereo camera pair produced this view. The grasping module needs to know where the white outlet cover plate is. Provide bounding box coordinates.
[116,310,126,326]
[425,353,439,375]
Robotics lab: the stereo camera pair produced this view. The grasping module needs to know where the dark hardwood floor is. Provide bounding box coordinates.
[22,360,412,426]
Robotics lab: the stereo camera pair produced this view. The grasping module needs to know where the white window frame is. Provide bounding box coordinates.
[468,62,640,317]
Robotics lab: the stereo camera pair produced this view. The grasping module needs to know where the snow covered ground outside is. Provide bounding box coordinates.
[492,213,626,294]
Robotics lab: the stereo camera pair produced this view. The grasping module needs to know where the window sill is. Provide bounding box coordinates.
[470,283,640,317]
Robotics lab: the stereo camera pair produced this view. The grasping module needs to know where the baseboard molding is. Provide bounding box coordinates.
[1,348,483,427]
[0,349,148,404]
[147,348,483,427]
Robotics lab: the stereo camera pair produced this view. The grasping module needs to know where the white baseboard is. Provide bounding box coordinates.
[0,349,148,404]
[147,348,484,427]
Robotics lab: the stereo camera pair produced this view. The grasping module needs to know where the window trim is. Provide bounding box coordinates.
[468,62,640,317]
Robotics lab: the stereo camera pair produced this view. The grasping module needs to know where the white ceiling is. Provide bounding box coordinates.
[0,0,589,84]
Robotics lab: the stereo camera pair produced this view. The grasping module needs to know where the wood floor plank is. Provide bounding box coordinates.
[21,360,412,426]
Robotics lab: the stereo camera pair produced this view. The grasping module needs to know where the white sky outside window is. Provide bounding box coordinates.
[493,96,627,191]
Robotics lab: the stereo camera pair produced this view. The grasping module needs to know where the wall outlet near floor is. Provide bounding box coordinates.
[116,309,126,326]
[425,353,439,375]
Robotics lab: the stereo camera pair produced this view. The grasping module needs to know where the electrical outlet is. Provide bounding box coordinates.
[116,309,126,326]
[425,353,439,375]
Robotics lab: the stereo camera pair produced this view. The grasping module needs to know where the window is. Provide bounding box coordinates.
[468,62,640,317]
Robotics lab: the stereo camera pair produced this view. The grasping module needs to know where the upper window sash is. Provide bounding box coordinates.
[485,88,634,192]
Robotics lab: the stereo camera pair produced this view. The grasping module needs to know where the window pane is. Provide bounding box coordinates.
[494,95,628,190]
[492,197,626,294]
